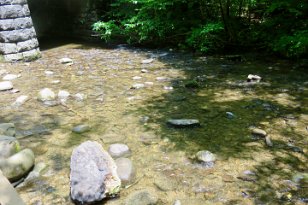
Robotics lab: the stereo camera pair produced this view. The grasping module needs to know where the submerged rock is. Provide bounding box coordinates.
[141,58,154,64]
[58,90,70,102]
[59,57,73,65]
[131,83,145,89]
[12,95,29,107]
[125,188,158,205]
[167,119,200,128]
[0,136,19,159]
[196,150,216,168]
[0,149,35,182]
[251,128,267,137]
[115,158,135,185]
[72,124,90,134]
[0,123,16,136]
[37,88,56,102]
[0,81,13,91]
[2,74,20,81]
[108,144,131,158]
[70,141,121,204]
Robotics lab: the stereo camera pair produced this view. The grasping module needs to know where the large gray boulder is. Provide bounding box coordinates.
[0,148,35,182]
[70,141,121,204]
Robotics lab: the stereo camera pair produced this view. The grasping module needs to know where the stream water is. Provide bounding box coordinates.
[0,41,307,205]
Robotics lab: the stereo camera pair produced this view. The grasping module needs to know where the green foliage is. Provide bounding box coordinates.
[93,0,308,58]
[186,23,225,53]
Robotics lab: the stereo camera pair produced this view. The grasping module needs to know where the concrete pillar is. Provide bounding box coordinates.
[0,0,41,62]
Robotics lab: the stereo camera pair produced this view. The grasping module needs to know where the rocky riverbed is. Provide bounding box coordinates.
[0,41,307,205]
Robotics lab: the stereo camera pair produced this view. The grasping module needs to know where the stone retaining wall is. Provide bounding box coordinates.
[0,0,41,62]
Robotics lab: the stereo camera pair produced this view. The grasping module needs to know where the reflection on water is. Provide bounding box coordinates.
[0,41,307,205]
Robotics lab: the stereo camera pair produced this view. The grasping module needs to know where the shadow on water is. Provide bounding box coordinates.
[133,52,308,203]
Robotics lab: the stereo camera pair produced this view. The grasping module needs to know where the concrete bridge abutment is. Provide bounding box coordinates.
[0,0,41,62]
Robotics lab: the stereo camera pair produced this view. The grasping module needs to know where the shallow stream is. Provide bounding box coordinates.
[0,41,307,205]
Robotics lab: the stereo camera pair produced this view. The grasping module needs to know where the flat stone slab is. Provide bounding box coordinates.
[0,81,13,91]
[167,119,200,127]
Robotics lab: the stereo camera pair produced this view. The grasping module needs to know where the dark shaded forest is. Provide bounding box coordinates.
[92,0,308,58]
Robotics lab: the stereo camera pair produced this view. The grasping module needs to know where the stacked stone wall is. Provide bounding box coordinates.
[0,0,41,61]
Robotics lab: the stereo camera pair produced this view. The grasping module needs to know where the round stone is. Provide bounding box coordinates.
[108,144,131,158]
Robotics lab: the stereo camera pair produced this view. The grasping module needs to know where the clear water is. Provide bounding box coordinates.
[0,41,307,205]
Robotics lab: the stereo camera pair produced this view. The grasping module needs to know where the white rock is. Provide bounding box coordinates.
[12,95,29,107]
[51,80,61,84]
[115,158,135,185]
[58,90,70,101]
[74,93,86,101]
[156,77,170,82]
[38,88,56,102]
[59,57,73,65]
[132,76,142,80]
[141,69,149,73]
[10,89,19,93]
[108,144,131,158]
[247,74,261,82]
[0,81,13,91]
[141,58,154,64]
[44,71,54,76]
[2,74,19,81]
[196,150,216,163]
[144,82,154,86]
[163,86,173,90]
[131,83,145,89]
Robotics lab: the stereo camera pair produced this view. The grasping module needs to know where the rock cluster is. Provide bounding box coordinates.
[0,123,35,182]
[0,0,41,61]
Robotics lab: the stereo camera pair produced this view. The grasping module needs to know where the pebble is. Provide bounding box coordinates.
[265,135,273,147]
[72,124,90,134]
[131,83,145,89]
[44,71,54,76]
[156,76,170,82]
[10,89,19,93]
[23,162,47,182]
[144,82,154,86]
[74,93,86,101]
[51,80,61,84]
[0,81,13,91]
[58,90,70,102]
[2,74,20,81]
[141,58,154,64]
[125,188,158,205]
[141,69,149,73]
[237,170,257,182]
[108,144,131,158]
[247,74,261,82]
[251,128,267,137]
[12,95,29,107]
[59,57,73,65]
[167,119,200,127]
[196,150,216,168]
[37,88,56,102]
[115,158,135,185]
[163,86,173,90]
[132,76,142,80]
[226,112,235,119]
